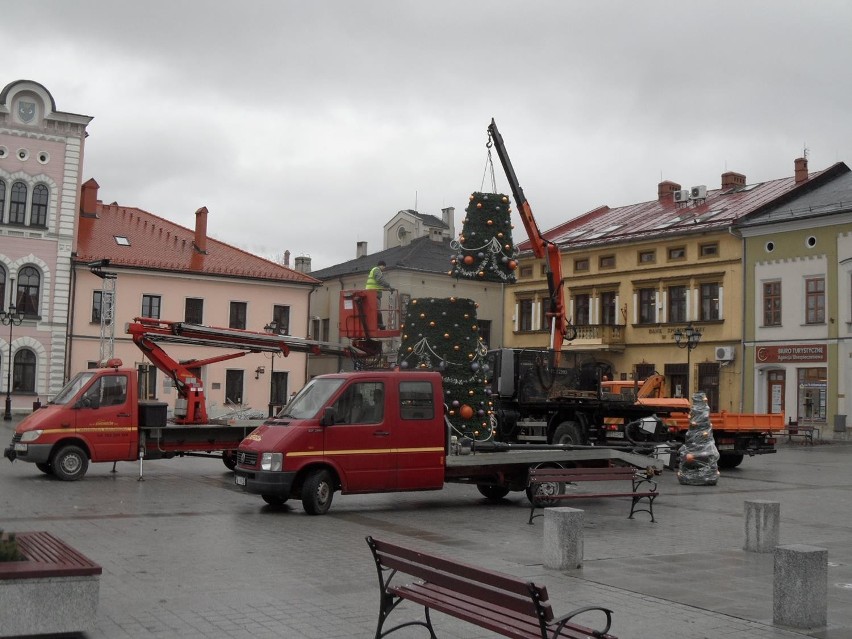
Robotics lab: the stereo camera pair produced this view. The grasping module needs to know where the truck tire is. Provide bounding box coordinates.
[262,494,288,507]
[52,445,89,481]
[302,469,334,515]
[36,462,54,475]
[477,484,511,501]
[718,453,744,469]
[551,421,585,445]
[222,451,237,471]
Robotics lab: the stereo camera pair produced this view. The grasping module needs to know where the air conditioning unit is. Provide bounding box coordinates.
[690,185,708,200]
[715,346,736,362]
[673,189,690,203]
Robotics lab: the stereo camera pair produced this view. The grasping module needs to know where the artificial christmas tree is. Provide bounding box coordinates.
[397,297,494,441]
[449,191,517,283]
[677,392,720,485]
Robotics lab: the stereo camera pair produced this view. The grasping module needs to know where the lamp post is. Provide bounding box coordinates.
[1,277,25,421]
[673,322,701,399]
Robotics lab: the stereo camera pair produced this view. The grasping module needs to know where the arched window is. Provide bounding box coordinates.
[0,179,6,223]
[17,266,40,317]
[13,348,37,393]
[31,184,49,227]
[9,181,27,225]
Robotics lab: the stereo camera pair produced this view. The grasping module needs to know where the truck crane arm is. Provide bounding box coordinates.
[486,119,570,351]
[126,318,368,424]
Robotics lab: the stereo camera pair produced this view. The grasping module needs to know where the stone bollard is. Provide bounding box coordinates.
[543,507,583,570]
[744,500,780,552]
[773,544,828,629]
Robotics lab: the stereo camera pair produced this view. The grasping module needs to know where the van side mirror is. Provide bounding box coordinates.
[320,406,336,426]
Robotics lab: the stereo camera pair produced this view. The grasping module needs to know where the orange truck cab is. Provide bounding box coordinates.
[234,370,447,514]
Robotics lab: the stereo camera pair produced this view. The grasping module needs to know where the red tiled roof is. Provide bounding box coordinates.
[517,163,848,252]
[76,201,320,285]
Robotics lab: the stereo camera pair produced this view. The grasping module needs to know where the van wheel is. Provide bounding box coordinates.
[36,462,53,475]
[262,494,288,507]
[302,469,334,515]
[222,451,237,470]
[52,445,89,481]
[477,484,511,501]
[551,421,585,445]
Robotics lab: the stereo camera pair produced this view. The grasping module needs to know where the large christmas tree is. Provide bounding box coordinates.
[397,297,494,441]
[450,191,518,283]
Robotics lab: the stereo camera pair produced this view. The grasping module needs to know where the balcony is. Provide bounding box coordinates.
[568,324,626,351]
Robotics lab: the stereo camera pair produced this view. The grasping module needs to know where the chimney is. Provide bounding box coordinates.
[356,241,368,258]
[283,250,290,267]
[80,178,100,217]
[795,157,809,183]
[658,180,681,200]
[721,171,746,190]
[441,206,455,239]
[294,256,311,273]
[194,207,208,254]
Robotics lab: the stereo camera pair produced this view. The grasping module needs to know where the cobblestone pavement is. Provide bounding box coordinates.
[2,414,851,638]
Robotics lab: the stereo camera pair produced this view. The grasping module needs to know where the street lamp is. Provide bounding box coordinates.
[673,322,701,399]
[1,277,25,421]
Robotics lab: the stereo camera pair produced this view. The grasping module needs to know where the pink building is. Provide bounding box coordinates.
[71,180,319,419]
[0,80,92,416]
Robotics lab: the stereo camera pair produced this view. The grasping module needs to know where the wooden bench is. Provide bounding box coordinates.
[1,531,102,579]
[366,536,616,639]
[527,466,659,525]
[776,425,818,445]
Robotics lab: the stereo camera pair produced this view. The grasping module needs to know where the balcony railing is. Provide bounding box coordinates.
[571,324,625,347]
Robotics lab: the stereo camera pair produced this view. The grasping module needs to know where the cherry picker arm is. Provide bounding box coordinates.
[126,318,365,424]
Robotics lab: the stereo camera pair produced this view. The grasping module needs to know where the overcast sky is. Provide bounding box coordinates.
[3,2,850,271]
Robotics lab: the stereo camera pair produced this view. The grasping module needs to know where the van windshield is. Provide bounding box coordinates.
[51,372,98,405]
[277,378,345,420]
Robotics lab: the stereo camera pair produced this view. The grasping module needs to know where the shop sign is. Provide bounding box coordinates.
[755,344,826,363]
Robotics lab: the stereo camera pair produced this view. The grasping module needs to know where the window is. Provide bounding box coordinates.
[638,250,656,264]
[519,265,533,278]
[574,258,589,272]
[668,285,687,323]
[0,180,5,223]
[100,374,128,406]
[574,294,590,325]
[225,370,244,405]
[137,364,157,401]
[519,299,534,332]
[321,319,330,342]
[400,380,434,420]
[13,348,36,392]
[477,320,492,348]
[700,283,719,321]
[142,294,161,319]
[638,288,656,324]
[272,304,290,335]
[599,255,615,269]
[635,363,656,381]
[17,266,40,317]
[699,242,719,257]
[763,281,781,326]
[270,371,288,409]
[0,269,5,309]
[601,291,617,325]
[805,277,825,324]
[697,363,720,411]
[91,290,114,324]
[229,301,247,329]
[667,246,686,261]
[185,298,204,324]
[9,182,27,225]
[311,317,321,340]
[31,184,48,226]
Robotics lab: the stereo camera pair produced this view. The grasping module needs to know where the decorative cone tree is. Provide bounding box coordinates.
[449,191,518,283]
[397,297,494,441]
[676,391,720,486]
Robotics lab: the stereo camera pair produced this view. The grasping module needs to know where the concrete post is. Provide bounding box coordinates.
[744,500,780,552]
[543,507,583,570]
[773,544,828,629]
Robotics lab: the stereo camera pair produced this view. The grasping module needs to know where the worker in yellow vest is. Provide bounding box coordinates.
[365,260,392,329]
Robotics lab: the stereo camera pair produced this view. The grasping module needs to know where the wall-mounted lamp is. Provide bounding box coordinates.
[254,366,265,379]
